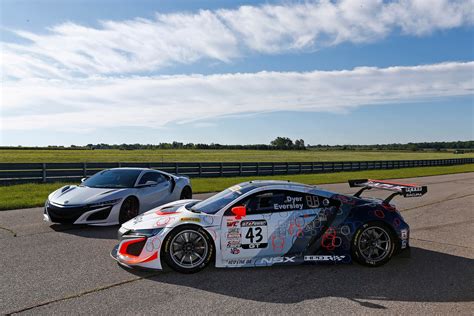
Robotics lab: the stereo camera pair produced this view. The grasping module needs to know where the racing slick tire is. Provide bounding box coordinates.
[352,222,396,267]
[180,186,192,200]
[163,225,214,273]
[118,197,139,224]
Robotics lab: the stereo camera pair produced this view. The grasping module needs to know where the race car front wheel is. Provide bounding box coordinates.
[163,225,213,273]
[352,222,395,267]
[118,197,139,224]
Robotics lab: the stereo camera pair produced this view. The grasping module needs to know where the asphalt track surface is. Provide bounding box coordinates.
[1,173,473,315]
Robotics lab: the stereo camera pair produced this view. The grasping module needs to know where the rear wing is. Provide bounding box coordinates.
[348,179,427,203]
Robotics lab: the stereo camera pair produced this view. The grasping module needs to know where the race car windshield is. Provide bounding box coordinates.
[188,184,253,214]
[82,169,142,188]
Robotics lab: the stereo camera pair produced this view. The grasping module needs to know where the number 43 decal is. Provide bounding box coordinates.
[245,227,263,243]
[241,220,268,249]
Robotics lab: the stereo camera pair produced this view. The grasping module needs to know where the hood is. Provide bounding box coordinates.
[49,185,128,206]
[122,199,202,231]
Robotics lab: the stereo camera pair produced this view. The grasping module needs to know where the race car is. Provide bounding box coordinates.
[44,168,192,225]
[111,179,427,273]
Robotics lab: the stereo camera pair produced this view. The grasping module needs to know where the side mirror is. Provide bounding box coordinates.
[81,177,87,183]
[231,206,247,219]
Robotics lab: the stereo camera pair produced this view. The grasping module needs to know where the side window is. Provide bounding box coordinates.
[231,190,309,215]
[138,172,166,185]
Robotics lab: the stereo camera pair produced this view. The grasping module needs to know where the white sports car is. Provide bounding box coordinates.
[44,168,192,225]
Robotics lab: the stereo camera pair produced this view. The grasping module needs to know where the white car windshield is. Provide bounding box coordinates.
[83,169,142,188]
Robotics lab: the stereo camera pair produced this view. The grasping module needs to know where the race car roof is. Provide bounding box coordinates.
[235,180,314,191]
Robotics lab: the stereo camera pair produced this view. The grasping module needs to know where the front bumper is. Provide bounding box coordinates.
[44,202,114,224]
[111,229,166,270]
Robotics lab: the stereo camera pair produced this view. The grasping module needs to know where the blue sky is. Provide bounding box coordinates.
[1,0,473,146]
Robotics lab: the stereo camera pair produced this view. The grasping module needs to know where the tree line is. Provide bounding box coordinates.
[1,139,472,152]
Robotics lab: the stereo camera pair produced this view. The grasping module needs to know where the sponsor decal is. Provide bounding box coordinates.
[401,240,408,249]
[227,227,240,234]
[227,232,241,239]
[230,248,240,255]
[322,198,330,206]
[259,256,296,264]
[405,187,423,193]
[304,255,346,262]
[227,220,240,227]
[400,229,408,240]
[227,259,252,265]
[226,240,241,248]
[241,220,267,227]
[180,217,200,222]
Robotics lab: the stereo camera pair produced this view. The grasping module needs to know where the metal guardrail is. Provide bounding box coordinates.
[0,158,472,185]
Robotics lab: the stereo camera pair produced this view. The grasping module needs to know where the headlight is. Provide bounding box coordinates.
[89,198,122,208]
[123,228,164,239]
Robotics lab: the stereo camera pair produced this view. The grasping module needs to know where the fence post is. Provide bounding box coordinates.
[42,163,47,183]
[198,163,202,177]
[286,162,289,174]
[220,163,223,176]
[299,162,302,174]
[83,162,87,178]
[118,162,122,168]
[175,163,179,174]
[272,162,275,175]
[239,163,243,176]
[311,162,314,173]
[256,162,259,176]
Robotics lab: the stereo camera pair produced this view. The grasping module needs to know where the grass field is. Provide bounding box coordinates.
[1,164,472,211]
[0,149,472,163]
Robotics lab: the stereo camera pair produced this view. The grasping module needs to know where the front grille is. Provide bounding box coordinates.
[86,206,112,221]
[125,239,147,256]
[47,204,89,223]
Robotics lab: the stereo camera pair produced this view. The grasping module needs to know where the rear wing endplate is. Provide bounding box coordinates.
[348,179,427,203]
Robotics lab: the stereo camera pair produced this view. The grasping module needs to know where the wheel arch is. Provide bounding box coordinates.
[160,223,217,267]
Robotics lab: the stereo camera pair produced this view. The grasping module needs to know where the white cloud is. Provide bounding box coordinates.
[2,62,473,131]
[1,0,473,78]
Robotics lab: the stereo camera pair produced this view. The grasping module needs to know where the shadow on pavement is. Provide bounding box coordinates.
[50,224,119,240]
[127,247,473,306]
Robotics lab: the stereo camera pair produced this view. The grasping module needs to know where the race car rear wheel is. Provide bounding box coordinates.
[180,186,192,199]
[163,225,213,273]
[352,222,395,267]
[118,197,139,224]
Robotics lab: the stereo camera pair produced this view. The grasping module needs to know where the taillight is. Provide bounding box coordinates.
[381,202,397,212]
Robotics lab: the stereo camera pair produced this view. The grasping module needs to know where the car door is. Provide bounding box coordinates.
[136,172,172,211]
[220,189,310,264]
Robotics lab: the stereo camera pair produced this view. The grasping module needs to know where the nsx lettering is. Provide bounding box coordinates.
[260,256,296,264]
[304,255,347,262]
